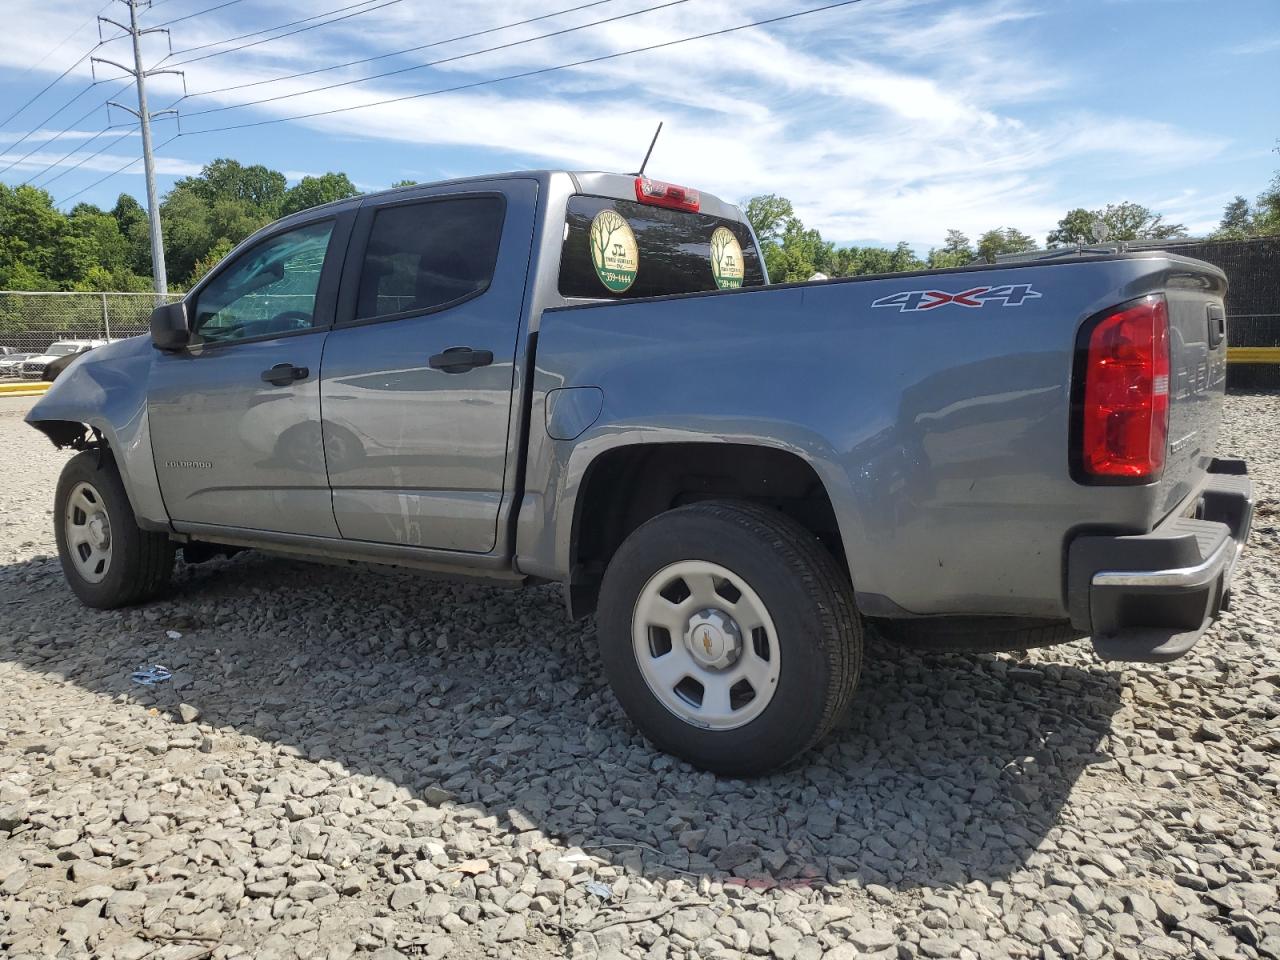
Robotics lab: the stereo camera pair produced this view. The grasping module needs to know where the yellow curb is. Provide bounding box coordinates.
[0,381,51,394]
[1228,346,1280,364]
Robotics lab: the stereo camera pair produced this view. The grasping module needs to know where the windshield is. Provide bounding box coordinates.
[558,195,765,299]
[45,343,80,356]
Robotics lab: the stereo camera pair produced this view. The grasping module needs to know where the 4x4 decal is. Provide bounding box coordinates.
[871,283,1042,312]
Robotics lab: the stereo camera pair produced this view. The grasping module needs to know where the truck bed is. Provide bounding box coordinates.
[524,252,1229,621]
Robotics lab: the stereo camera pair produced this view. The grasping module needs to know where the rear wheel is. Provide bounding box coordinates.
[597,500,862,776]
[54,451,174,609]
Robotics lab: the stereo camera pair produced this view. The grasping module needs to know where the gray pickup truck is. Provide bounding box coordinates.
[28,170,1254,774]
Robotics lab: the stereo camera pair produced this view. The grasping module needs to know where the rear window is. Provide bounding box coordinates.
[558,195,764,299]
[356,196,505,321]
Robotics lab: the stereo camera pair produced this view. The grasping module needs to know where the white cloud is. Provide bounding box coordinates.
[0,0,1240,242]
[1227,34,1280,55]
[0,128,134,144]
[0,149,201,178]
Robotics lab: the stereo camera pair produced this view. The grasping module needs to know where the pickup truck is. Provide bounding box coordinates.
[27,170,1254,775]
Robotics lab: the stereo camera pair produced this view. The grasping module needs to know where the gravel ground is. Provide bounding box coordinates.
[1,391,1279,960]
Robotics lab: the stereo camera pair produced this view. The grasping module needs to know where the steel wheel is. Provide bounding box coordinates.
[631,559,781,731]
[64,480,113,584]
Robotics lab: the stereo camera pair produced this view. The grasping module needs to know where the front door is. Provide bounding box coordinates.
[149,215,350,536]
[320,181,536,552]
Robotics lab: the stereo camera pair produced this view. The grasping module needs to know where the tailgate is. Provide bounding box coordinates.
[1158,260,1230,519]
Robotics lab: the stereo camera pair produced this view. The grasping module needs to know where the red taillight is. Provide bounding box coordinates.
[634,176,700,212]
[1079,296,1170,482]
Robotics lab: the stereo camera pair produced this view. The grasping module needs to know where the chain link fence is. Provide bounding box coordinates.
[0,291,181,378]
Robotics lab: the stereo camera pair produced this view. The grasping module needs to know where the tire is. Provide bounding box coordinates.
[876,616,1083,654]
[54,450,174,609]
[596,500,862,776]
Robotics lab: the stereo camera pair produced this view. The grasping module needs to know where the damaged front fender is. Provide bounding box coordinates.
[25,335,170,529]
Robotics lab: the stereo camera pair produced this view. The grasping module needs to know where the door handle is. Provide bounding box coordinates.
[1207,304,1226,349]
[261,363,309,386]
[428,346,494,374]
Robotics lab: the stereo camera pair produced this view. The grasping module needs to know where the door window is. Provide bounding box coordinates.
[355,196,505,321]
[193,220,334,344]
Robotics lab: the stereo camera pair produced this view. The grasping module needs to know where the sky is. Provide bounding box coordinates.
[0,0,1277,252]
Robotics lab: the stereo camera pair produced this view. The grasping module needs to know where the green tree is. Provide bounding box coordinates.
[156,158,288,283]
[156,189,214,284]
[180,158,287,213]
[1048,202,1187,247]
[0,184,65,286]
[743,194,795,246]
[190,237,235,285]
[1097,201,1187,241]
[56,208,132,286]
[927,228,974,268]
[390,178,418,188]
[741,193,925,281]
[1046,208,1096,247]
[1254,170,1280,236]
[831,242,924,277]
[1213,196,1253,239]
[280,172,360,217]
[770,218,832,281]
[977,227,1037,263]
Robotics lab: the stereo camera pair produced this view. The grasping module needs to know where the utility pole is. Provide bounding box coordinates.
[93,0,183,301]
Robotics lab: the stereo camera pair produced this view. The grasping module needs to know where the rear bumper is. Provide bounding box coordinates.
[1066,458,1253,663]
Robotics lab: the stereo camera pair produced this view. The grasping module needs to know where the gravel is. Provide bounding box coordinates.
[2,391,1279,960]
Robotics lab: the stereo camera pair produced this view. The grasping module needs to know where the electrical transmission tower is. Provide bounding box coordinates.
[93,0,183,299]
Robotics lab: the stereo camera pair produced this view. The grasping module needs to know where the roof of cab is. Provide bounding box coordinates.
[294,170,742,222]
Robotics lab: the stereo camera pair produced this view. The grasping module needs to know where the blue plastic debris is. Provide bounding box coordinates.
[131,664,172,685]
[584,880,613,900]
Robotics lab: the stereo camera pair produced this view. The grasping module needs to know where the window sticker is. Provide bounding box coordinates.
[710,226,745,289]
[589,209,639,292]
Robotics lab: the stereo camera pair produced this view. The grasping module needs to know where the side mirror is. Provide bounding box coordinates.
[150,302,190,350]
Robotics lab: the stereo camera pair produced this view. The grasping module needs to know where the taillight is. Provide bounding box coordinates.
[634,176,700,212]
[1075,295,1170,483]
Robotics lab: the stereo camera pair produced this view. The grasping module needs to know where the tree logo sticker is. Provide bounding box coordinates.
[589,209,639,292]
[710,227,745,289]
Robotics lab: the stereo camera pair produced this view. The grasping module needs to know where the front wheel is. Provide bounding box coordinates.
[597,501,863,776]
[54,451,175,609]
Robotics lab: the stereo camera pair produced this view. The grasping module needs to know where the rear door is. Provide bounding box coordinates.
[149,215,352,535]
[319,179,537,552]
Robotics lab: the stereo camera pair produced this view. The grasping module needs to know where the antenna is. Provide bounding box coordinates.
[635,121,663,177]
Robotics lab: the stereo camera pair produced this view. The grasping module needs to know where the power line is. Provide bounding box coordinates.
[187,0,617,99]
[24,120,136,189]
[96,0,182,296]
[0,42,106,130]
[164,0,404,64]
[50,0,871,202]
[153,0,249,28]
[2,81,134,182]
[183,0,691,118]
[55,131,181,206]
[0,82,102,169]
[38,130,137,192]
[184,0,871,137]
[10,0,114,84]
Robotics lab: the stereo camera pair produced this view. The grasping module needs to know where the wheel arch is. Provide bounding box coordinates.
[564,440,851,619]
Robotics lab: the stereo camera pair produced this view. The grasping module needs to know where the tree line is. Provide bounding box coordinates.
[746,156,1280,283]
[0,159,408,292]
[2,150,1278,291]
